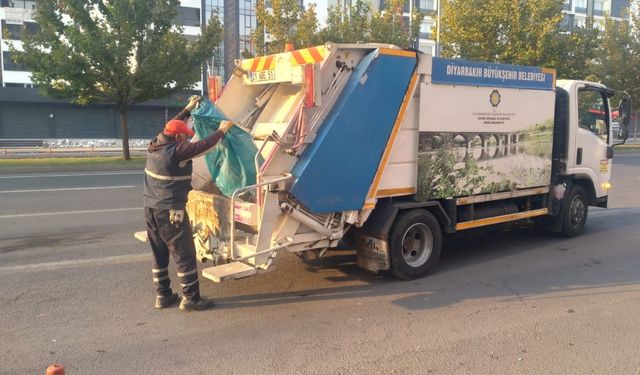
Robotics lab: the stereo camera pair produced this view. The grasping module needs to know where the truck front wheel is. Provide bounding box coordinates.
[561,185,588,237]
[389,209,442,280]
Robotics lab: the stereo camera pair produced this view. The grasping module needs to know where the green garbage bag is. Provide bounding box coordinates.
[191,99,260,197]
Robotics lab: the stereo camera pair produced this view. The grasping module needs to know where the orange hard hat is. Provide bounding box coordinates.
[164,119,194,136]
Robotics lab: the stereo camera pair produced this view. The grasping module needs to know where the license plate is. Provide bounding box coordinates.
[250,70,275,82]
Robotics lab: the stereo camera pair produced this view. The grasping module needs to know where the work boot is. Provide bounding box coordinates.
[155,293,179,309]
[179,296,216,311]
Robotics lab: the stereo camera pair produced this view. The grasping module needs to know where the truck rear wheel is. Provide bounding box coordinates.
[561,185,588,237]
[389,209,442,280]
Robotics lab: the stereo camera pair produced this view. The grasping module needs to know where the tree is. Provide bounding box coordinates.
[550,19,600,80]
[252,0,319,55]
[15,0,222,160]
[596,11,640,105]
[439,0,563,66]
[370,0,424,49]
[320,0,371,44]
[295,4,321,49]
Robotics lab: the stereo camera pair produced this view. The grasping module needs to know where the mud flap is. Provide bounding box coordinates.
[356,233,390,272]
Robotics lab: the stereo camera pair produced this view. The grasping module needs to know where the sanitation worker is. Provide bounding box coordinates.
[144,95,234,311]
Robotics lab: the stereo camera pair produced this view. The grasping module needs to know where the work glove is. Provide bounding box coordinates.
[169,209,185,228]
[186,95,202,111]
[219,120,234,133]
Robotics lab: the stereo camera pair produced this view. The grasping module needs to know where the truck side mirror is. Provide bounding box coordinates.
[618,96,632,141]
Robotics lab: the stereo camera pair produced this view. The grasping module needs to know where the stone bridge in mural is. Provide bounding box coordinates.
[419,132,523,161]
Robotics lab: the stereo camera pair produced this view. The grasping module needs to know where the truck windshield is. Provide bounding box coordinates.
[578,89,609,143]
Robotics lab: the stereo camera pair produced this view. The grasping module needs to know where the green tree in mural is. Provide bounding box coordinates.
[15,0,222,160]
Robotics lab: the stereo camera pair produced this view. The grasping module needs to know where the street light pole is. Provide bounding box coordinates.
[435,0,441,57]
[409,0,414,48]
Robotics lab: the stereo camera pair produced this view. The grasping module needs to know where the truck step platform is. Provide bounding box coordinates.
[202,262,256,283]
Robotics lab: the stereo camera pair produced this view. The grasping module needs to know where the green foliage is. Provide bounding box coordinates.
[370,0,424,48]
[439,0,564,66]
[596,11,640,105]
[320,0,371,44]
[252,0,320,54]
[14,0,222,159]
[256,0,424,52]
[436,0,640,92]
[417,148,488,200]
[550,19,600,80]
[296,4,321,49]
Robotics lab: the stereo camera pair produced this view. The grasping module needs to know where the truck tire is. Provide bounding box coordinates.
[561,185,588,237]
[389,209,442,280]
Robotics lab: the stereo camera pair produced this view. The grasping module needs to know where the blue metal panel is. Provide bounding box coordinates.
[290,49,416,213]
[432,58,555,91]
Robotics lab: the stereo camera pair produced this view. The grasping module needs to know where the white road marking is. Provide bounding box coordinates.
[0,171,142,179]
[0,207,142,219]
[0,254,150,274]
[0,185,136,193]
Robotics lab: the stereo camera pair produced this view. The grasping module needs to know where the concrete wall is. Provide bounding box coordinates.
[0,88,181,139]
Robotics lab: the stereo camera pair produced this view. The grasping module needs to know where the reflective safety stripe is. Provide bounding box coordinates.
[177,269,197,277]
[144,168,191,181]
[180,279,199,288]
[152,267,168,273]
[153,275,169,282]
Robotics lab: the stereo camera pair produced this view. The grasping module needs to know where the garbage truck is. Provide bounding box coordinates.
[182,43,631,282]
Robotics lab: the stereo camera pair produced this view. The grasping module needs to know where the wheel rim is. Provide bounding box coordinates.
[569,195,586,227]
[401,223,433,268]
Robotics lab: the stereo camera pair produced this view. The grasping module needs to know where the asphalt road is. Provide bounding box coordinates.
[1,156,640,374]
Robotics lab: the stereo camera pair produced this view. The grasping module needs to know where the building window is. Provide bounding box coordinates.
[562,0,571,11]
[593,0,605,16]
[2,51,27,71]
[1,0,37,9]
[1,21,23,40]
[1,20,38,40]
[610,0,629,19]
[174,6,200,27]
[418,0,435,11]
[3,82,27,87]
[560,13,574,31]
[574,0,587,13]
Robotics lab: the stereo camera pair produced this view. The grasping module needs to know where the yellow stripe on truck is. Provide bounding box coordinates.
[376,188,417,197]
[378,48,418,58]
[240,45,329,73]
[455,208,549,231]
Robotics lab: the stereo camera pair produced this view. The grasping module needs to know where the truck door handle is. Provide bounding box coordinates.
[577,148,582,165]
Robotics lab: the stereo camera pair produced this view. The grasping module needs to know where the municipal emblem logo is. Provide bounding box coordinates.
[490,90,501,107]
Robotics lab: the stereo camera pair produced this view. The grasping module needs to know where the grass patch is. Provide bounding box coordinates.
[614,144,640,152]
[0,156,145,168]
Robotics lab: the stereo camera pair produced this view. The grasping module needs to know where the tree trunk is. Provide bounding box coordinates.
[120,108,131,161]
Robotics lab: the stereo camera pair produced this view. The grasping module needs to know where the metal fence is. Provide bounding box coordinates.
[0,138,147,157]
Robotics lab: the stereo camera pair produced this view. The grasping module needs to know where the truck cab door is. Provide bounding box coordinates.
[572,86,612,199]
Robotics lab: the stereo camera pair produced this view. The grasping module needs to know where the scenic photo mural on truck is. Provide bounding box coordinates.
[417,58,557,201]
